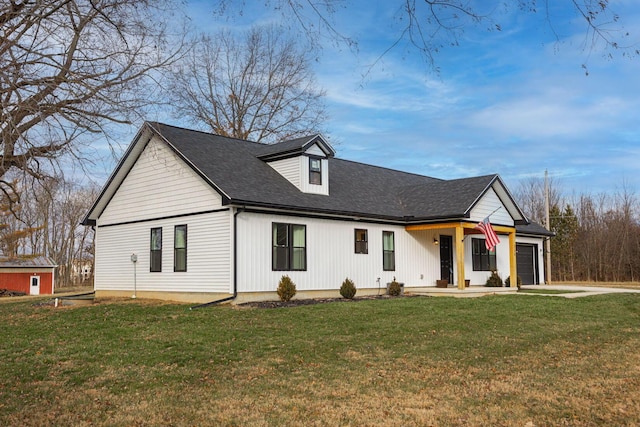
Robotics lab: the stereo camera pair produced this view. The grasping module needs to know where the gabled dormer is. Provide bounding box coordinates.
[257,134,335,196]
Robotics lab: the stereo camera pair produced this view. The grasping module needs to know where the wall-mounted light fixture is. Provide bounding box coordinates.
[433,237,439,245]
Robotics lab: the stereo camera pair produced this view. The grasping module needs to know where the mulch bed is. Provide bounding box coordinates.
[239,293,419,309]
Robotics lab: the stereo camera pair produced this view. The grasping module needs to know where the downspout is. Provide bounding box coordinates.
[190,207,243,310]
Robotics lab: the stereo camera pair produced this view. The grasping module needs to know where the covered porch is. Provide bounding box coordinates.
[406,222,518,290]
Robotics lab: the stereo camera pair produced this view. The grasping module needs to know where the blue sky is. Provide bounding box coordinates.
[103,1,640,198]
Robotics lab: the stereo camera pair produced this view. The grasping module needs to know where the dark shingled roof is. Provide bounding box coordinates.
[254,134,334,160]
[516,221,555,237]
[85,122,531,227]
[151,122,508,222]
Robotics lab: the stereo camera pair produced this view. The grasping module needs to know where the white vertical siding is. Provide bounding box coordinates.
[469,188,513,226]
[300,155,329,195]
[463,235,511,285]
[98,136,222,225]
[235,212,443,292]
[94,210,232,293]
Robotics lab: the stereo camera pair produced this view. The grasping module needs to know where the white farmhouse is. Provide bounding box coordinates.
[82,122,552,304]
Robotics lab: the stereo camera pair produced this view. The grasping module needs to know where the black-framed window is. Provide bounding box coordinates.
[272,223,306,271]
[150,227,162,272]
[472,238,496,271]
[383,231,395,271]
[355,229,368,254]
[309,157,322,185]
[174,225,187,272]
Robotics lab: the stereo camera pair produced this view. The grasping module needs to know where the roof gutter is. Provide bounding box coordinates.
[190,207,243,309]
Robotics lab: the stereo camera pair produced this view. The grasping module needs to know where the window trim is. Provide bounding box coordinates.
[354,228,368,254]
[309,156,322,185]
[174,224,187,272]
[382,230,395,271]
[272,222,307,271]
[150,227,162,272]
[472,238,496,271]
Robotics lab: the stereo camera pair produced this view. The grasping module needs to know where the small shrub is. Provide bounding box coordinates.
[340,277,357,299]
[485,270,503,287]
[277,275,297,302]
[388,277,402,296]
[505,275,522,288]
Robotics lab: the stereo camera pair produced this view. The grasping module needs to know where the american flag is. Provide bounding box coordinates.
[475,217,500,251]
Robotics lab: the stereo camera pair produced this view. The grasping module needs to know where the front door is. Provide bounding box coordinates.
[30,276,40,295]
[439,235,453,284]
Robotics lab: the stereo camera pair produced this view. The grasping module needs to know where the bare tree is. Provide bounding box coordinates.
[514,176,561,224]
[0,0,186,191]
[166,25,327,143]
[215,1,637,73]
[13,175,98,287]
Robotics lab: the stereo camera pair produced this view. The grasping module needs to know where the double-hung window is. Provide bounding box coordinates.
[272,223,306,271]
[382,231,395,271]
[174,225,187,272]
[472,238,496,271]
[150,227,162,272]
[309,157,322,185]
[355,229,368,254]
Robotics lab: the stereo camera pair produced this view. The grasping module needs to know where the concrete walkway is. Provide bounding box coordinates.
[519,284,640,298]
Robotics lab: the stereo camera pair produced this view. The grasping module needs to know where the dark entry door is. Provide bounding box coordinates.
[440,235,453,284]
[516,244,538,285]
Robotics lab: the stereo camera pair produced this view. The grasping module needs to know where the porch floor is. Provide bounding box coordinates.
[409,285,518,298]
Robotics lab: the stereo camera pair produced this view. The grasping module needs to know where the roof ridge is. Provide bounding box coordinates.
[147,121,266,146]
[148,122,324,149]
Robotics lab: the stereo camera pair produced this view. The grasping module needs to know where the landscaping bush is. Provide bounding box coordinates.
[485,271,503,287]
[340,277,357,299]
[388,277,402,296]
[505,275,522,288]
[277,275,297,302]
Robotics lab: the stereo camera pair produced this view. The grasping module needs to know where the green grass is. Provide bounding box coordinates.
[1,294,639,426]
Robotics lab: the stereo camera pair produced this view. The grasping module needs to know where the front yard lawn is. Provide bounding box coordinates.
[1,294,639,426]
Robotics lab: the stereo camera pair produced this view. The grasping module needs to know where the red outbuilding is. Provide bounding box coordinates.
[0,256,57,295]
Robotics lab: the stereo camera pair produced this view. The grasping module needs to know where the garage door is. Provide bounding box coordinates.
[516,244,538,285]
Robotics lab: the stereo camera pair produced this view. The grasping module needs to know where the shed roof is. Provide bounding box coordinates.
[0,256,57,269]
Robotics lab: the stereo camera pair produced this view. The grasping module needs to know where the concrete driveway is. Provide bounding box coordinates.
[519,284,640,298]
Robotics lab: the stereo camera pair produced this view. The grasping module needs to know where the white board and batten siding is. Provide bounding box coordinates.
[463,236,512,285]
[235,211,443,293]
[266,143,329,196]
[94,136,232,294]
[469,187,514,226]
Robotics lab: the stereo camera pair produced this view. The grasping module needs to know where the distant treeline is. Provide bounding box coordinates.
[516,179,640,282]
[0,176,97,288]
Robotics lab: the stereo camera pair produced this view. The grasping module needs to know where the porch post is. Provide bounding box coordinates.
[455,225,466,290]
[509,231,517,288]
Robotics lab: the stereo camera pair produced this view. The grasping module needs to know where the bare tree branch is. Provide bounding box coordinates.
[0,0,188,181]
[217,1,637,75]
[166,25,327,143]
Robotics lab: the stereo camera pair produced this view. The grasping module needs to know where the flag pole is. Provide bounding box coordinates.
[486,206,502,219]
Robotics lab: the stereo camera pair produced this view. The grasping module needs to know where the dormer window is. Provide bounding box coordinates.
[309,157,322,185]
